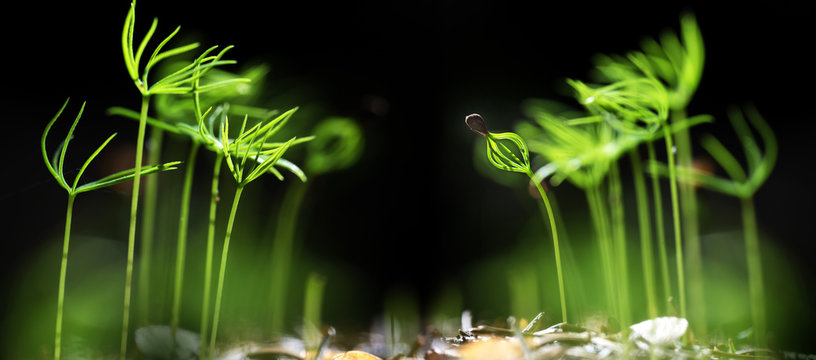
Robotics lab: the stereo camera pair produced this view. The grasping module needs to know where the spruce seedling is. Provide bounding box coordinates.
[42,99,180,360]
[653,106,776,347]
[517,89,708,325]
[207,108,304,359]
[269,117,363,332]
[517,105,618,316]
[519,101,639,322]
[119,2,247,356]
[595,14,707,328]
[466,113,567,323]
[565,78,669,327]
[112,102,310,359]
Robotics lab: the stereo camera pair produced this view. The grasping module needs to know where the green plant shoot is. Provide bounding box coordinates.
[465,113,567,323]
[41,99,179,360]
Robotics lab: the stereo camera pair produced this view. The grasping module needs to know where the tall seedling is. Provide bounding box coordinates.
[119,2,246,357]
[42,99,179,360]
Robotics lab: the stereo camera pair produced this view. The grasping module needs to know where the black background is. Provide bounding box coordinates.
[2,0,815,354]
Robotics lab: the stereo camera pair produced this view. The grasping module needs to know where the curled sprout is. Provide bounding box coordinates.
[466,114,531,175]
[465,113,567,323]
[306,117,364,176]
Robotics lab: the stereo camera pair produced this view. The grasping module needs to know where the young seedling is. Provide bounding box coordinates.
[653,106,776,347]
[595,14,707,331]
[41,99,180,360]
[169,61,251,350]
[269,117,364,333]
[567,77,671,327]
[516,84,709,327]
[111,102,310,357]
[206,108,306,359]
[466,113,568,323]
[118,2,247,357]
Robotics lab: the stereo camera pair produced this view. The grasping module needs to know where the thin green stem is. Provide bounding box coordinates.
[647,142,672,312]
[54,194,76,360]
[171,142,200,347]
[674,109,706,336]
[538,192,587,321]
[121,95,150,360]
[609,161,630,327]
[137,126,164,325]
[527,174,567,323]
[741,197,766,348]
[303,273,327,350]
[208,184,245,360]
[587,185,616,319]
[199,155,222,359]
[630,150,658,319]
[269,181,310,333]
[662,125,686,319]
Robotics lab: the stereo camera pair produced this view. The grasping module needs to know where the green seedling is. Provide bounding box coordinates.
[516,75,709,327]
[566,75,672,327]
[269,117,364,332]
[629,147,658,319]
[593,13,704,111]
[517,102,629,326]
[595,14,707,331]
[651,106,776,347]
[111,102,311,356]
[466,113,567,323]
[41,99,179,360]
[118,2,248,357]
[193,104,308,358]
[206,108,305,359]
[167,60,253,352]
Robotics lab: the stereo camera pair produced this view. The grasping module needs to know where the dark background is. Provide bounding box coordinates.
[2,0,815,354]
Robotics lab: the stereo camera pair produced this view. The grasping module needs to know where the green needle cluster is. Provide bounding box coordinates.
[205,108,308,359]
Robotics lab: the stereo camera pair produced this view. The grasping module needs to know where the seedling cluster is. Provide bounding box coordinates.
[467,13,777,354]
[33,2,782,359]
[40,2,363,359]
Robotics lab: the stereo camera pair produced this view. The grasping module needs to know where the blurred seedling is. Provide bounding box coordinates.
[650,106,777,347]
[561,76,672,325]
[593,13,704,112]
[517,102,631,324]
[41,99,180,360]
[269,116,364,332]
[465,113,568,324]
[516,73,709,327]
[594,14,707,331]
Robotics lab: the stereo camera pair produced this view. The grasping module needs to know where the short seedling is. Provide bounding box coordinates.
[465,113,568,323]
